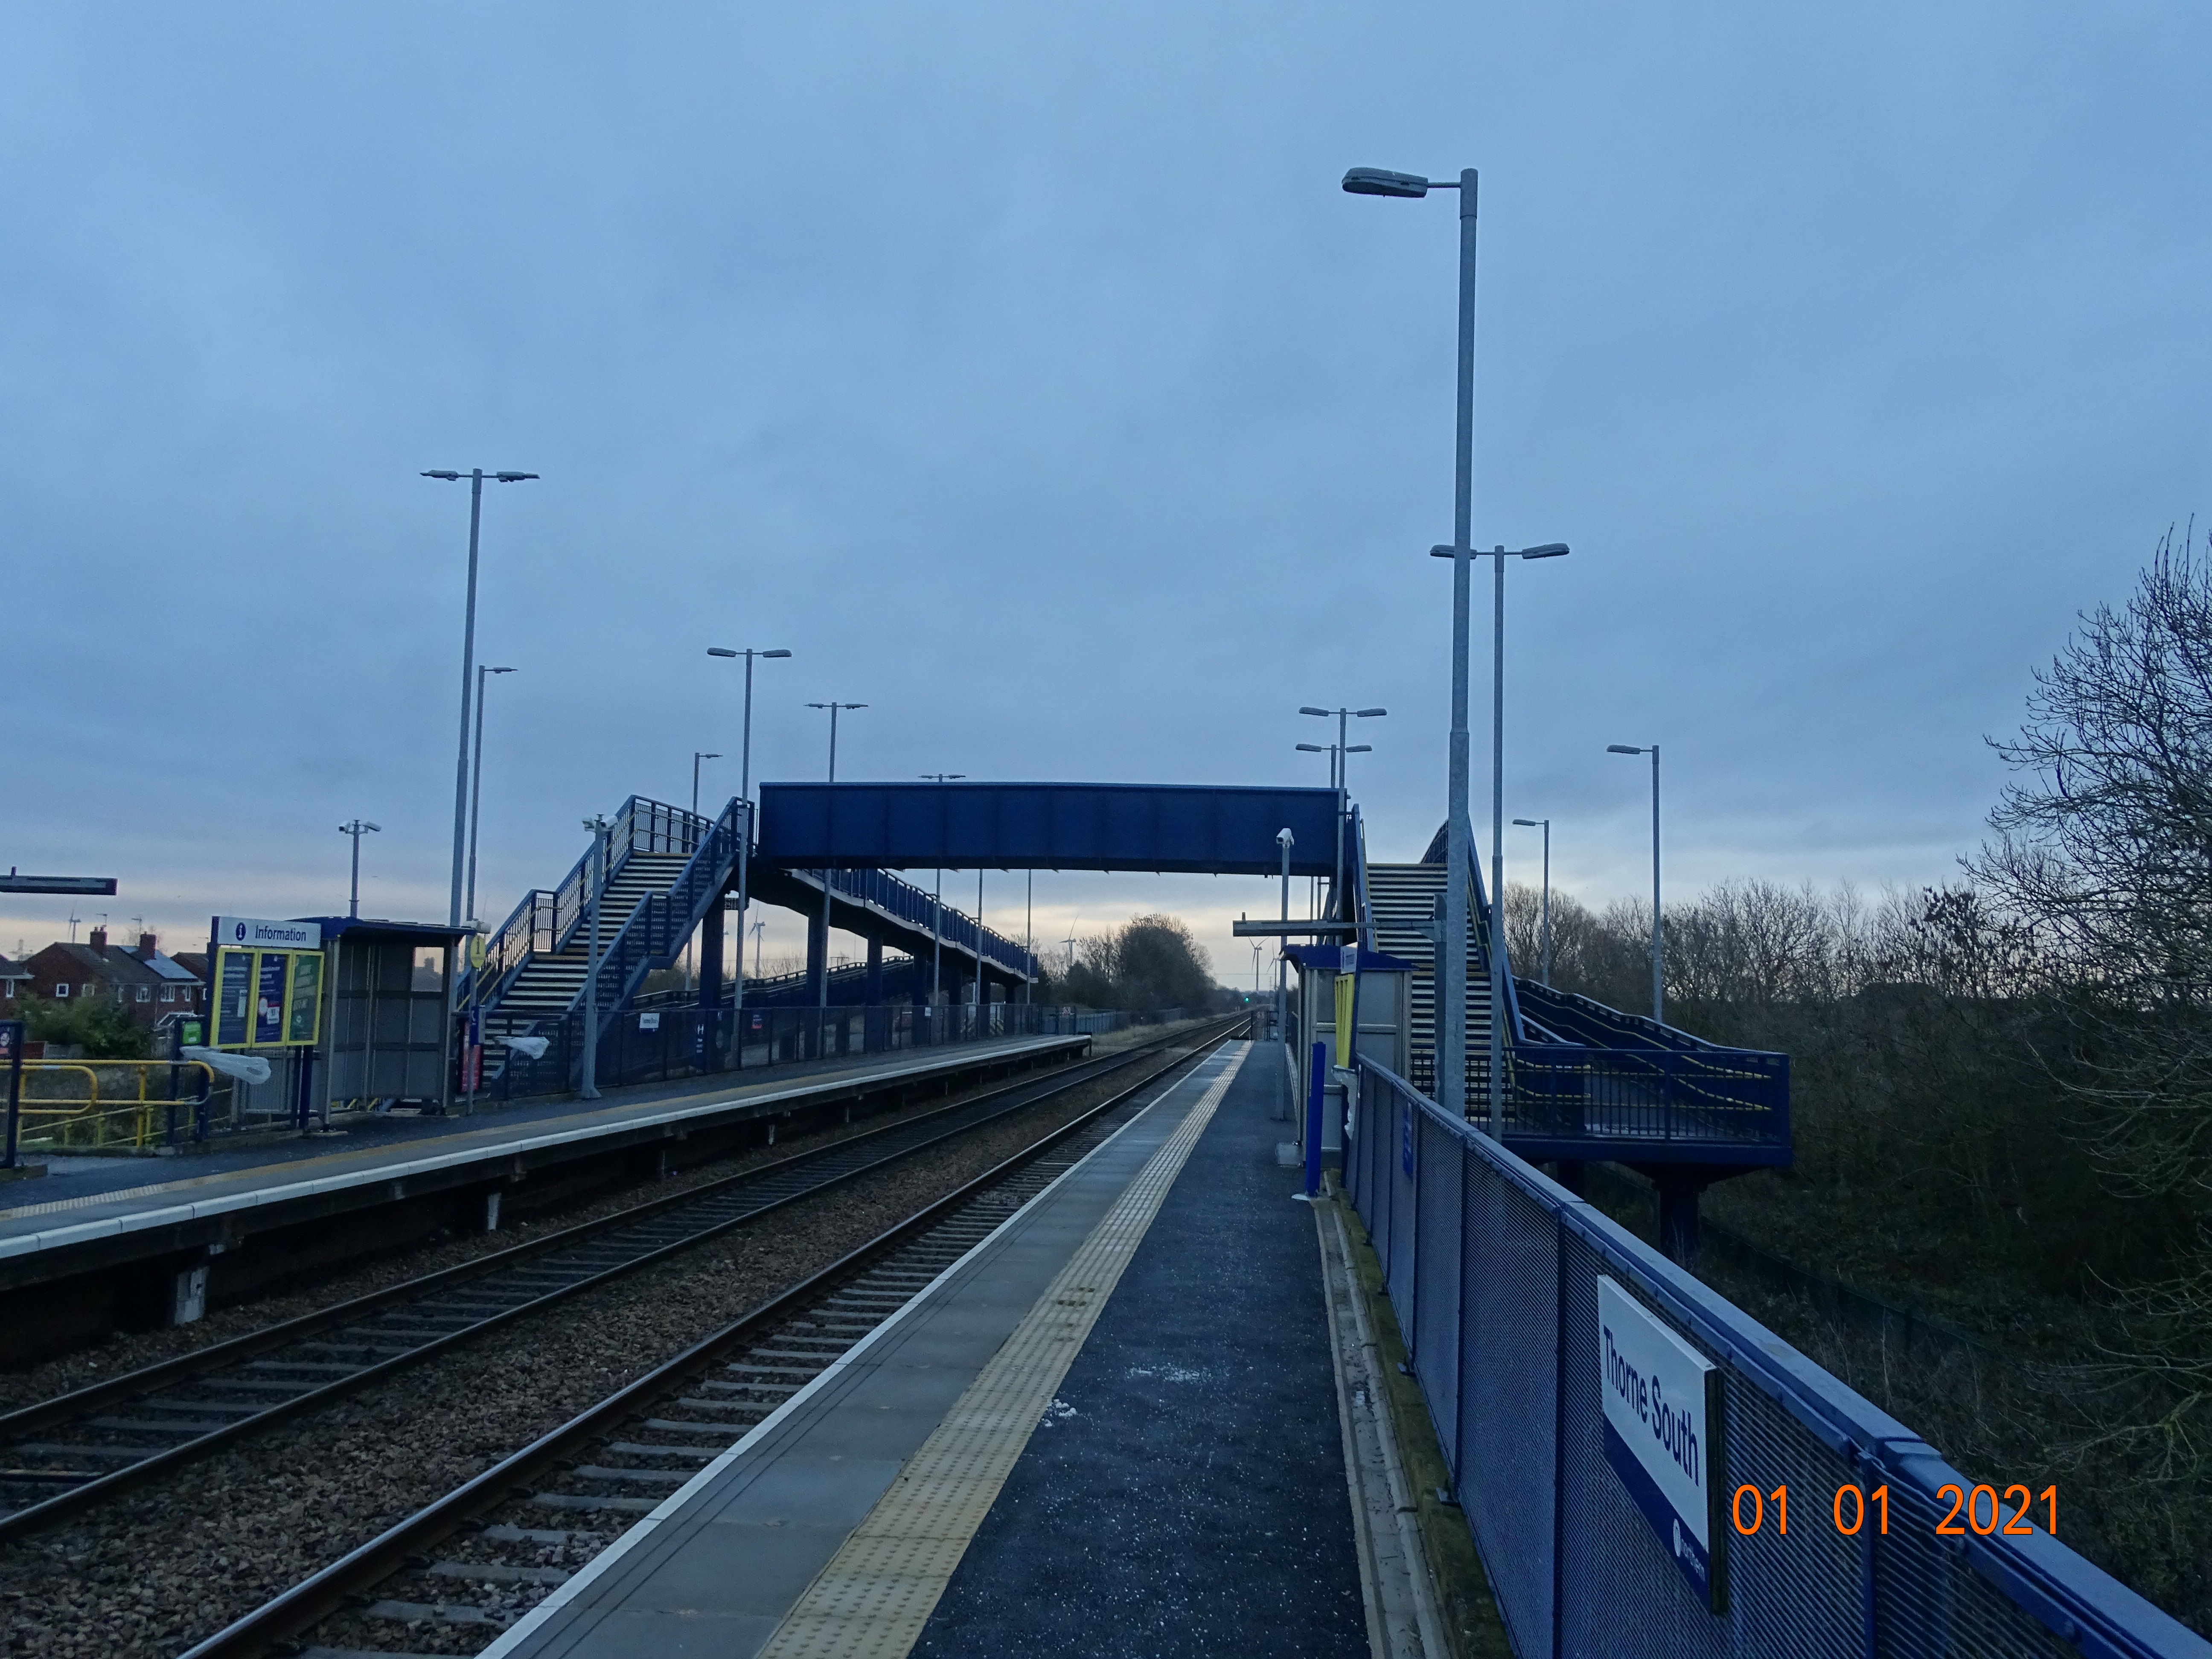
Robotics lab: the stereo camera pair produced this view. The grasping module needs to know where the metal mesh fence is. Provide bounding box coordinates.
[1345,1055,2208,1659]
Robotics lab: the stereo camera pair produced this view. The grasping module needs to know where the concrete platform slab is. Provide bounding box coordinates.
[0,1035,1087,1344]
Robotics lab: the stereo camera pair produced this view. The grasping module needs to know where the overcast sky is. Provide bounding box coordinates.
[4,3,2206,985]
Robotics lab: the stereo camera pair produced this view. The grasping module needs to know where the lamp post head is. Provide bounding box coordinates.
[492,472,538,483]
[707,647,737,658]
[1513,818,1542,827]
[1295,743,1327,753]
[1342,167,1431,198]
[1345,744,1372,754]
[420,470,461,481]
[1608,745,1648,756]
[1298,706,1330,717]
[486,665,515,675]
[1355,707,1387,718]
[763,649,792,659]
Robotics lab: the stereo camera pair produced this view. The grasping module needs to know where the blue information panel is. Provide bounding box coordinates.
[215,951,256,1048]
[254,954,290,1046]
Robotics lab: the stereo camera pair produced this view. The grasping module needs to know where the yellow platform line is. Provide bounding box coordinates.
[754,1041,1252,1659]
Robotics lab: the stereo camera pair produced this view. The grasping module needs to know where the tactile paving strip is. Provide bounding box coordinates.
[753,1043,1252,1659]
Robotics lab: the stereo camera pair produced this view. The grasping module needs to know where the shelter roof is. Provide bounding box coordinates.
[1285,944,1421,974]
[289,916,475,943]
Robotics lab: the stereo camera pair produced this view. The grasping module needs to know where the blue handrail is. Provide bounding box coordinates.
[792,866,1038,981]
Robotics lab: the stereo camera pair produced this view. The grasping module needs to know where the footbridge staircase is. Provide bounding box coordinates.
[464,797,747,1077]
[464,795,1040,1085]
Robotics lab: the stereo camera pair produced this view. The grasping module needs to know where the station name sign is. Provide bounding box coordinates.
[1598,1277,1726,1612]
[214,917,322,952]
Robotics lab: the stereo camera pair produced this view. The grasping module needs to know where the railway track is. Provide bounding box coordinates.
[175,1016,1246,1659]
[0,1018,1236,1545]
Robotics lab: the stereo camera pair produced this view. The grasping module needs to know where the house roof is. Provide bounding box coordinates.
[32,942,167,987]
[0,955,28,981]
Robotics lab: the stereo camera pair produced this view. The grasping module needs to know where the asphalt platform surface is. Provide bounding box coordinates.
[911,1032,1365,1657]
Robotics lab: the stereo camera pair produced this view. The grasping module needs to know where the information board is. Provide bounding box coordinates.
[210,946,324,1050]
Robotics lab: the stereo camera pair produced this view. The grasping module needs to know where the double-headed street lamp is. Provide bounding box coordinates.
[919,773,967,1003]
[1608,744,1664,1025]
[339,820,381,919]
[708,647,792,1038]
[691,752,722,818]
[1345,165,1569,1138]
[807,702,866,1013]
[1299,705,1385,924]
[423,468,537,928]
[1512,817,1551,988]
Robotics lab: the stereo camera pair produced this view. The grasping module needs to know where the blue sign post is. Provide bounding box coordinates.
[0,1021,22,1170]
[1304,1042,1327,1198]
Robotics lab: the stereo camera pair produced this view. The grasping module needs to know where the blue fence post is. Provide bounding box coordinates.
[0,1020,20,1169]
[1305,1041,1326,1197]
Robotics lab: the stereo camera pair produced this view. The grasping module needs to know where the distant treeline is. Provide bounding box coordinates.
[1038,913,1234,1015]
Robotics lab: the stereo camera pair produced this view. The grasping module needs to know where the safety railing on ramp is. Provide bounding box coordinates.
[1345,1054,2209,1659]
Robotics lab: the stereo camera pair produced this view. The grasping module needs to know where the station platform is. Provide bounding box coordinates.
[0,1033,1089,1355]
[488,1038,1408,1659]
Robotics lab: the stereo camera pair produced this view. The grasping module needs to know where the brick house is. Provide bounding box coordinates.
[0,954,28,1008]
[19,929,207,1030]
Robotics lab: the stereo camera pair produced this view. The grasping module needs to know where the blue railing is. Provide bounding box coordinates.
[576,798,748,1023]
[470,795,716,1009]
[1515,976,1724,1054]
[788,866,1038,981]
[1507,1042,1790,1152]
[1344,1056,2209,1659]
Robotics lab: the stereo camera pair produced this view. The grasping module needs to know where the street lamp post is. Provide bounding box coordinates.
[684,751,722,993]
[339,820,381,919]
[1275,827,1295,1050]
[691,752,722,819]
[1608,745,1664,1024]
[422,468,537,928]
[1512,817,1551,988]
[919,774,965,1009]
[806,702,866,1018]
[1298,705,1385,927]
[1342,165,1480,1122]
[466,666,515,928]
[708,647,791,1056]
[1346,161,1574,1136]
[579,814,609,1100]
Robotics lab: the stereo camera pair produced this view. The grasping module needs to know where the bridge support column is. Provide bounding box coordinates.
[865,936,883,1004]
[698,899,725,1066]
[805,895,828,1007]
[1551,1160,1586,1197]
[1643,1168,1716,1266]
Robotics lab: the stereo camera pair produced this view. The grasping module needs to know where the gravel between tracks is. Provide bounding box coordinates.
[0,1037,1214,1659]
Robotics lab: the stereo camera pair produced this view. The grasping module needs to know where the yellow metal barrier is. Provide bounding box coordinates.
[15,1060,216,1151]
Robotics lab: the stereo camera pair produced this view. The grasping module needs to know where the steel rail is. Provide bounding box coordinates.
[0,1018,1236,1540]
[177,1016,1249,1659]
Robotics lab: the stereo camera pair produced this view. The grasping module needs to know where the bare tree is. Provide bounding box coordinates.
[1965,531,2212,1397]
